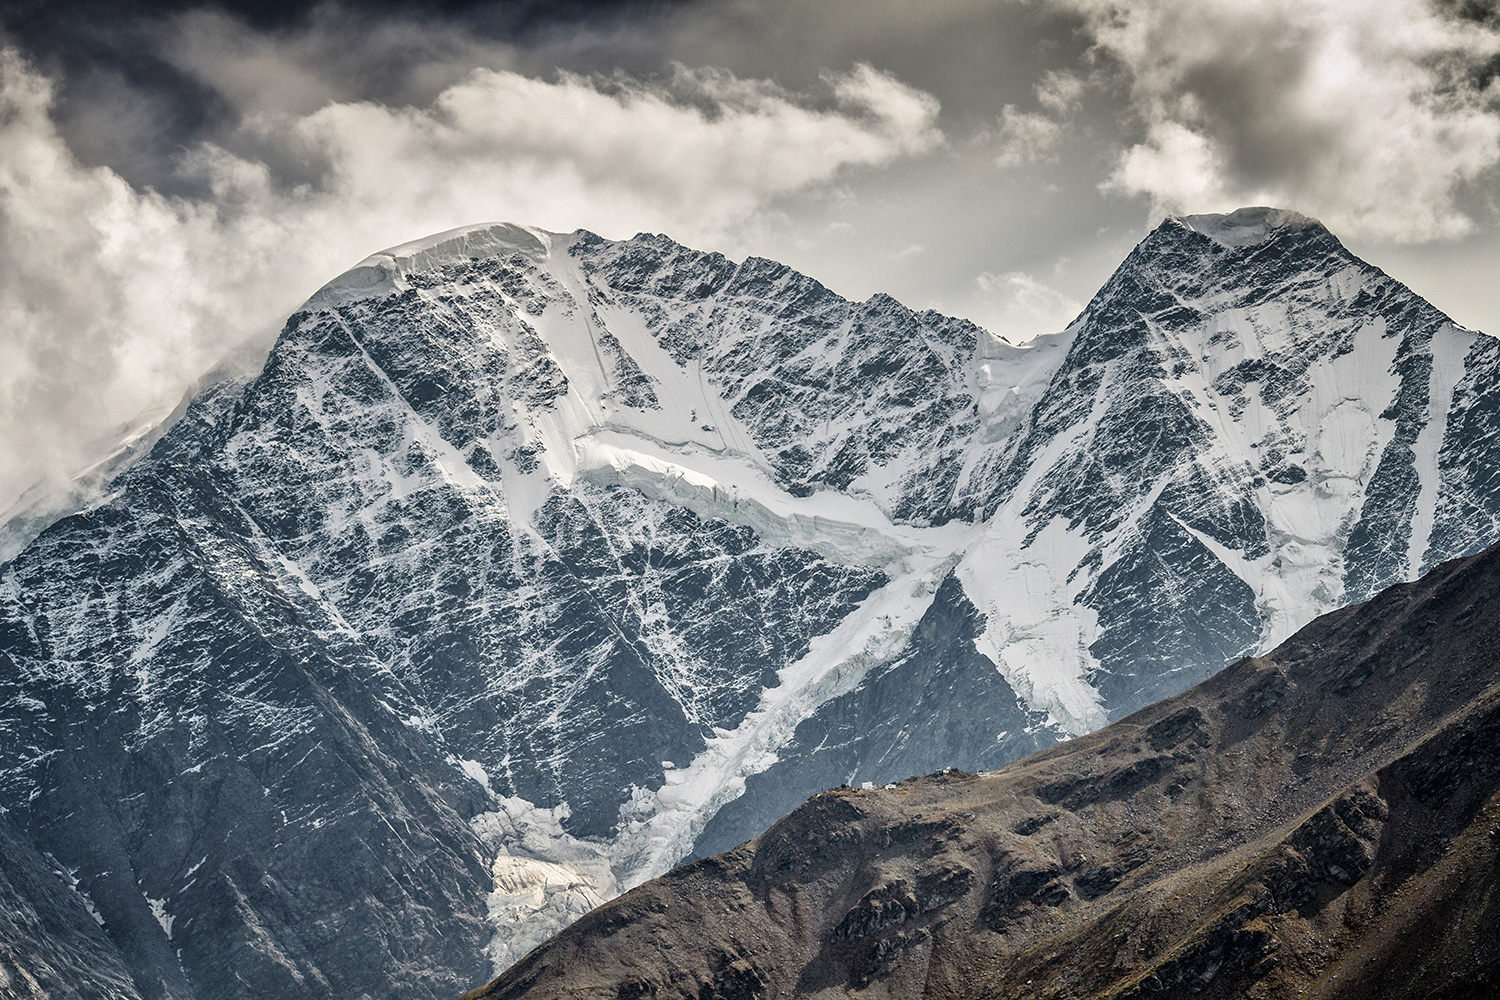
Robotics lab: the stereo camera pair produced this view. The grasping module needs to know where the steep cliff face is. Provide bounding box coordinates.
[0,377,498,1000]
[693,206,1500,857]
[0,809,144,1000]
[466,540,1500,1000]
[957,206,1490,726]
[1,209,1498,997]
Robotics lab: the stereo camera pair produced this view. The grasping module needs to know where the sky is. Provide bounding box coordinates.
[1,0,1499,511]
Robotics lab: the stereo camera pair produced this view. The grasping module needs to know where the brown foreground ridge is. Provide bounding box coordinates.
[462,544,1500,1000]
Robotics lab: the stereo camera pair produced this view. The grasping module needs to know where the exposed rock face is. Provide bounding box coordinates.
[466,541,1500,1000]
[0,809,144,1000]
[2,209,1500,996]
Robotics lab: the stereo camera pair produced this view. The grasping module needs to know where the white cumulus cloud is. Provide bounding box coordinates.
[1061,0,1500,241]
[992,105,1065,168]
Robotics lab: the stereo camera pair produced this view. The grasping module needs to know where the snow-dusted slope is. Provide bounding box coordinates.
[957,207,1493,725]
[2,208,1498,998]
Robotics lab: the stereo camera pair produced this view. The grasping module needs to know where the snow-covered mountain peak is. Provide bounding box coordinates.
[1173,205,1323,247]
[1061,203,1370,373]
[304,222,557,309]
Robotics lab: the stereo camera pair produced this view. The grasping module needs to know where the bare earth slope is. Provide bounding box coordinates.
[468,541,1500,1000]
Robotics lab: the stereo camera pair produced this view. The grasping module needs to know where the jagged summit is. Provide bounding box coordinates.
[301,209,1325,323]
[1171,205,1324,247]
[304,221,555,309]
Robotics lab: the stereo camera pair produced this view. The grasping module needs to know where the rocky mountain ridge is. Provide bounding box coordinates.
[2,206,1499,998]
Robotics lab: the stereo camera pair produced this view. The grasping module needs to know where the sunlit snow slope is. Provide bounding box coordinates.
[2,207,1499,998]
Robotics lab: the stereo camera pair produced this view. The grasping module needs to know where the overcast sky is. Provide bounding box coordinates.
[2,0,1499,510]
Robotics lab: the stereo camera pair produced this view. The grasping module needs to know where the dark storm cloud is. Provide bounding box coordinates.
[3,0,675,44]
[0,0,689,191]
[2,0,1090,194]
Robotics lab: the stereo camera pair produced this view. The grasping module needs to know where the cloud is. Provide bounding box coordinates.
[1109,120,1223,208]
[1036,70,1085,116]
[256,60,940,236]
[973,270,1084,342]
[987,69,1082,170]
[1059,0,1500,241]
[991,105,1065,168]
[0,47,940,511]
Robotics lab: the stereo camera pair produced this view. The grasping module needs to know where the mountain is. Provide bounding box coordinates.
[2,207,1499,997]
[464,539,1500,1000]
